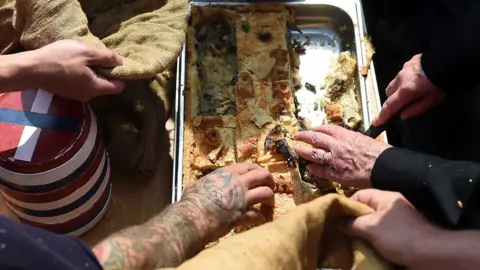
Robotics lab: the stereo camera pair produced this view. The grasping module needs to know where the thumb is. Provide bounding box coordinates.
[337,216,374,241]
[86,48,123,68]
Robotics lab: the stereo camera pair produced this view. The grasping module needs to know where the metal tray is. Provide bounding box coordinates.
[172,0,380,203]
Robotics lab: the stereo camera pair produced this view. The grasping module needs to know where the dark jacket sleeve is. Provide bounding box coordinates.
[371,147,480,229]
[421,2,480,94]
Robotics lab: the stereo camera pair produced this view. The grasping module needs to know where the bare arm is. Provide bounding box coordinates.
[92,201,209,269]
[342,189,480,270]
[93,164,275,270]
[0,52,36,93]
[412,229,480,270]
[0,40,124,101]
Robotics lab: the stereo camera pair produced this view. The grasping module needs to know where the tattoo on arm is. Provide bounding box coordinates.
[93,169,247,270]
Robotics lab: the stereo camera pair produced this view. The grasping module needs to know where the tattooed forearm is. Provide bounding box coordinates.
[93,201,209,270]
[93,168,247,270]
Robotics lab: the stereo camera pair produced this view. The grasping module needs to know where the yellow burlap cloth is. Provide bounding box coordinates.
[162,194,393,270]
[0,0,188,177]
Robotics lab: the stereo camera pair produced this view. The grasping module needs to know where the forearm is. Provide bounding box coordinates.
[411,228,480,270]
[421,2,480,94]
[0,52,38,92]
[93,201,212,270]
[372,147,480,229]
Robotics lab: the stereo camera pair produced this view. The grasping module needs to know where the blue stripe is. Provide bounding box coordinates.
[0,126,101,193]
[10,156,108,217]
[0,108,80,132]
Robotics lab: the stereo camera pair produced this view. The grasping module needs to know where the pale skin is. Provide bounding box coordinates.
[0,40,125,100]
[343,189,480,270]
[294,124,391,188]
[92,163,275,270]
[372,54,446,126]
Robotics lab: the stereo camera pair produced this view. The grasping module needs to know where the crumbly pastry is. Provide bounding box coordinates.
[184,4,362,233]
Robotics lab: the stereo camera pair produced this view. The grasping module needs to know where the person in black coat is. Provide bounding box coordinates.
[294,0,480,229]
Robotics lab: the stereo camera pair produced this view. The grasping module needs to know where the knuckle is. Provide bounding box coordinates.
[310,133,318,144]
[310,148,319,160]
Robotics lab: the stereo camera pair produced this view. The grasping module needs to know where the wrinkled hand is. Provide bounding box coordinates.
[373,54,446,126]
[29,40,125,101]
[339,189,437,268]
[181,163,275,242]
[294,125,391,188]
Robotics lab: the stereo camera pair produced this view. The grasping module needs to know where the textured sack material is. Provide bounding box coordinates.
[159,194,393,270]
[0,0,187,177]
[11,0,188,79]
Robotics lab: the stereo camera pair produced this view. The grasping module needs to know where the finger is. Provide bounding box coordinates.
[241,208,266,226]
[337,216,375,240]
[400,96,439,120]
[295,147,333,165]
[86,48,123,67]
[223,163,262,175]
[385,77,399,97]
[246,186,275,206]
[91,72,125,96]
[311,124,345,136]
[306,164,335,182]
[371,90,405,126]
[295,131,336,150]
[350,189,400,210]
[240,168,275,190]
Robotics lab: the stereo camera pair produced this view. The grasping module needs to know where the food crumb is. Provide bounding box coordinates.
[360,65,369,77]
[457,201,463,208]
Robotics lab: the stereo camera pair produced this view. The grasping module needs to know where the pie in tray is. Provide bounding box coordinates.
[183,3,362,232]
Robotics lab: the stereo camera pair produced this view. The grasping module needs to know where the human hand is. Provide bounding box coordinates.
[28,40,125,101]
[338,189,438,268]
[294,125,391,188]
[372,54,445,126]
[181,163,275,242]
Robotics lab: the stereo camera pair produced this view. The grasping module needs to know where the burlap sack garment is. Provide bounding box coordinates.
[0,0,189,177]
[160,194,393,270]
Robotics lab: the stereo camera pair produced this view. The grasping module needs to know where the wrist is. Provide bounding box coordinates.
[409,226,480,270]
[173,200,214,245]
[408,224,445,268]
[0,51,39,92]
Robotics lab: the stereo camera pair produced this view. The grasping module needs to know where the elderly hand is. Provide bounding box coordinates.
[180,163,275,242]
[28,40,125,101]
[372,54,446,126]
[294,125,391,188]
[339,189,439,269]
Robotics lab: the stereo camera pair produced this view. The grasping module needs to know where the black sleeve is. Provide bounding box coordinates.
[421,2,480,94]
[371,147,480,229]
[0,216,103,269]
